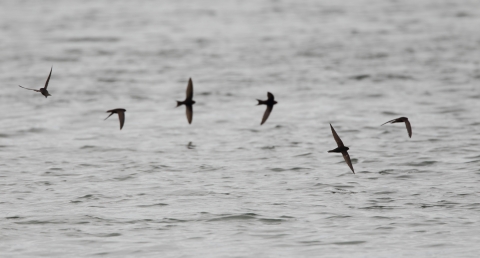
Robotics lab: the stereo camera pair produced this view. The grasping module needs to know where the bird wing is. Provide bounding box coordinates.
[44,67,52,89]
[186,78,193,100]
[186,105,193,124]
[342,151,355,174]
[267,92,274,101]
[381,118,397,126]
[405,119,412,138]
[104,112,114,120]
[330,124,344,147]
[118,111,125,130]
[18,85,40,92]
[261,105,273,125]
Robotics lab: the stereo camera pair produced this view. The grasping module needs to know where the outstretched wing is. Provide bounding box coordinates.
[342,151,355,174]
[18,85,40,92]
[267,92,274,101]
[186,78,193,101]
[330,124,344,147]
[118,111,125,130]
[44,67,52,89]
[261,105,273,125]
[186,105,193,124]
[104,112,114,120]
[381,118,397,126]
[405,119,412,138]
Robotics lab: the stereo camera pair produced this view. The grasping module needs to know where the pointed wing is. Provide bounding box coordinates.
[405,119,412,138]
[381,118,397,126]
[104,112,114,120]
[18,85,40,92]
[118,111,125,130]
[186,78,193,101]
[267,92,274,101]
[44,67,52,89]
[342,151,355,174]
[261,105,273,125]
[330,124,344,147]
[186,104,193,124]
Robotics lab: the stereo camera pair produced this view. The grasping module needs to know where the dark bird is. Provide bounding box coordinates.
[257,92,277,125]
[105,109,126,130]
[328,124,354,174]
[176,78,195,124]
[187,141,196,149]
[18,66,53,98]
[381,117,412,138]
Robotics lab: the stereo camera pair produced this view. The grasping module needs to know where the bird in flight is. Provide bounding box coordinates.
[381,117,412,138]
[257,92,277,125]
[176,78,195,124]
[105,109,126,130]
[18,66,53,98]
[328,124,354,174]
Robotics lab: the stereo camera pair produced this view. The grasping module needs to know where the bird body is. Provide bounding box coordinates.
[257,92,277,125]
[381,117,412,138]
[176,78,195,124]
[39,88,51,98]
[105,108,126,130]
[176,99,195,106]
[18,67,53,98]
[328,124,354,174]
[328,146,349,153]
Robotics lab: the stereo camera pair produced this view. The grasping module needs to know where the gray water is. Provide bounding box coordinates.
[1,0,480,257]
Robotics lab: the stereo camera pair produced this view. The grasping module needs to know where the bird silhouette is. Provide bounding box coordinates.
[328,124,354,174]
[257,92,277,125]
[176,78,195,124]
[105,109,126,130]
[18,66,53,98]
[187,142,196,149]
[381,117,412,138]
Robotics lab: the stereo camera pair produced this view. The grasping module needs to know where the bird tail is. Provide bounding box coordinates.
[176,101,183,107]
[256,99,264,105]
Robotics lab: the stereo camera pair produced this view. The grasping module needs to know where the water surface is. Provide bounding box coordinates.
[1,0,480,257]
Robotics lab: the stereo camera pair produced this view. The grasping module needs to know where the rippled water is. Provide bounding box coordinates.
[1,0,480,257]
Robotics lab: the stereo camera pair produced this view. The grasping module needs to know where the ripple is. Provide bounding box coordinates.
[294,153,312,157]
[92,233,121,237]
[405,161,437,166]
[331,241,367,245]
[349,74,370,80]
[137,203,168,208]
[64,37,120,43]
[208,213,258,222]
[378,170,395,175]
[360,205,397,210]
[5,216,22,219]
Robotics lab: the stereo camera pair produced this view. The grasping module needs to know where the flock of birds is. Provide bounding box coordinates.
[17,67,413,174]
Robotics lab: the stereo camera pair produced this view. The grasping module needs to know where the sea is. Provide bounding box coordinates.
[1,0,480,257]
